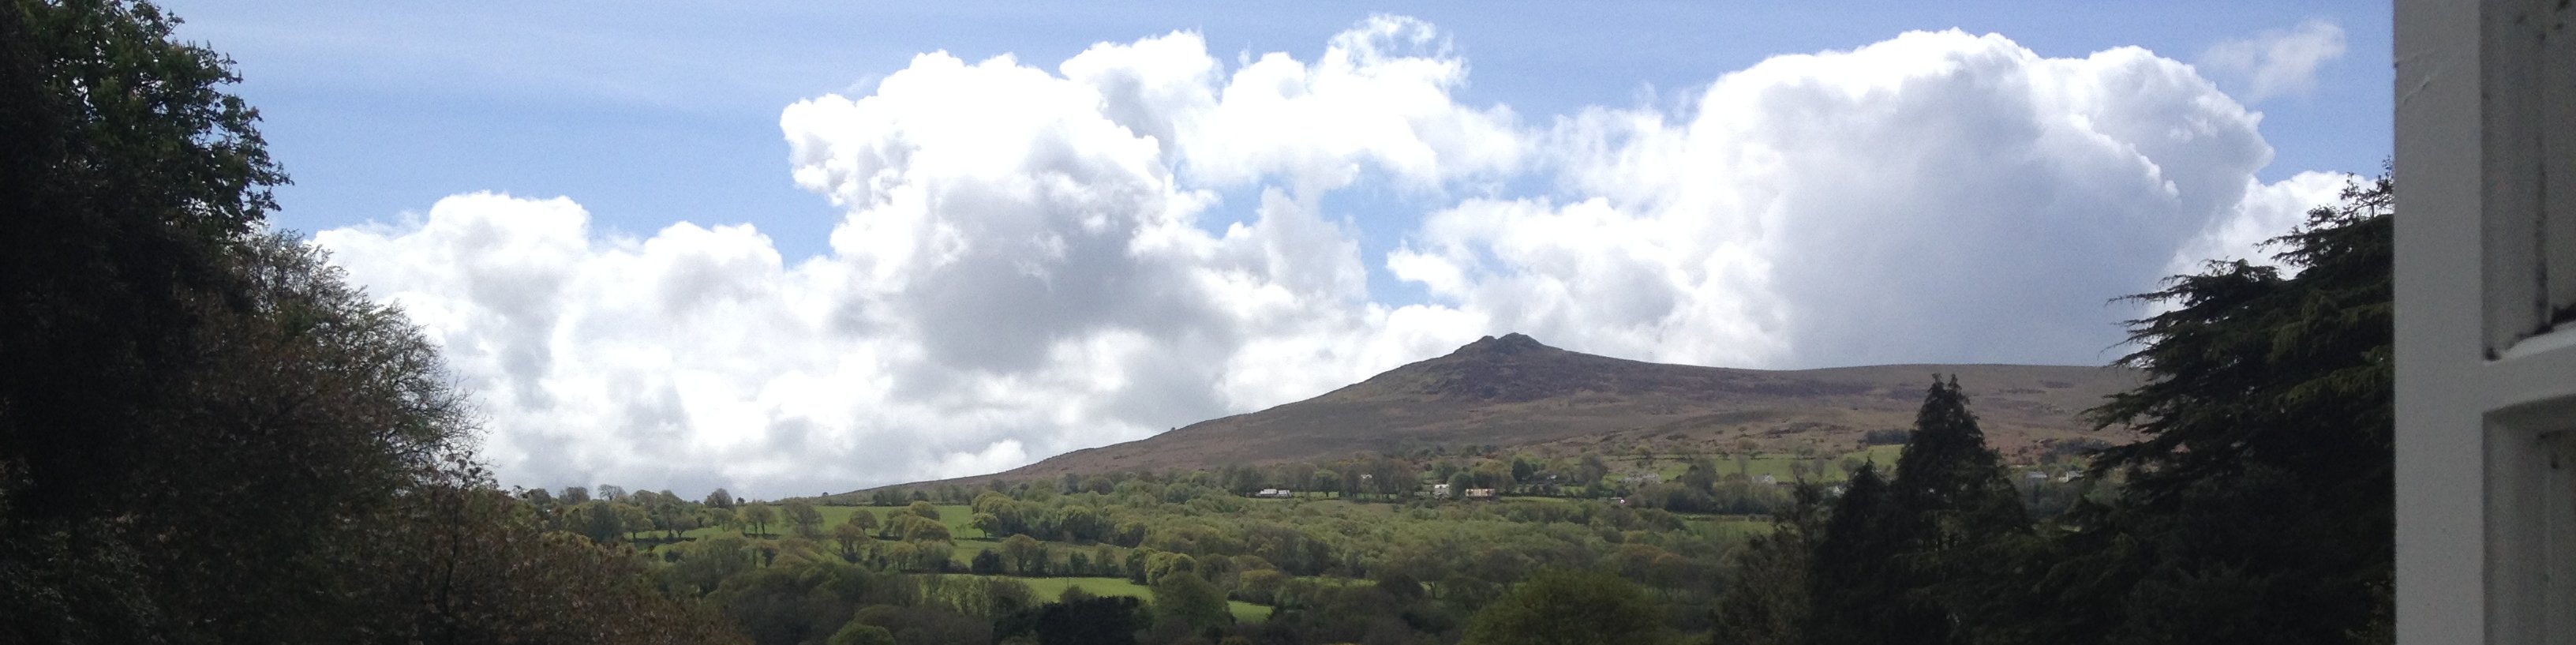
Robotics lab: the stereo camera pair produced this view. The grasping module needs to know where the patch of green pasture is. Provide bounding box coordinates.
[965,576,1270,624]
[653,503,979,553]
[1637,453,1839,482]
[819,504,978,536]
[948,539,996,566]
[1846,444,1905,469]
[1017,576,1151,601]
[1226,599,1270,624]
[1705,516,1778,540]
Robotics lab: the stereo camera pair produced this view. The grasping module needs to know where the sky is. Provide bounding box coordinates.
[159,2,2391,499]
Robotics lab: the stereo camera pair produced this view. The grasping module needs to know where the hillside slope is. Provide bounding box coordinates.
[898,333,2137,487]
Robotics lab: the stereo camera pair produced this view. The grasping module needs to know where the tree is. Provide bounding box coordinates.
[743,503,777,536]
[562,486,591,504]
[1574,455,1610,492]
[706,488,735,509]
[906,500,942,521]
[2002,174,2396,644]
[845,507,880,536]
[1889,377,2026,542]
[1707,485,1823,645]
[0,4,743,642]
[1677,458,1720,494]
[1800,463,1923,644]
[2,0,286,524]
[571,501,619,545]
[1003,534,1045,575]
[784,499,825,538]
[896,515,952,543]
[972,549,1008,576]
[834,523,871,561]
[1035,596,1145,645]
[1237,569,1290,605]
[1151,568,1233,636]
[826,621,897,645]
[1459,569,1667,645]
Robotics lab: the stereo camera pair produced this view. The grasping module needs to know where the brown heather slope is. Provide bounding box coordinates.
[886,333,2140,489]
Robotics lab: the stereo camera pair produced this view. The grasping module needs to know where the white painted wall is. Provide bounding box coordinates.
[2395,1,2576,643]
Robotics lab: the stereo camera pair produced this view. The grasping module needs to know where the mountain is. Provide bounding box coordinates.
[896,333,2138,488]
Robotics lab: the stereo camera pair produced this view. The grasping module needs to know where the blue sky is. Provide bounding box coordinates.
[172,2,2387,266]
[159,2,2391,497]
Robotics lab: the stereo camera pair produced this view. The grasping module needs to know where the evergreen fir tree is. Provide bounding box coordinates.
[1708,483,1822,645]
[1889,376,2027,546]
[1803,462,1942,645]
[2066,174,2393,644]
[1840,377,2029,645]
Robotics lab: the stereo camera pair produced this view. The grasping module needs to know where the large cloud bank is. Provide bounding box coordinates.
[316,17,2351,497]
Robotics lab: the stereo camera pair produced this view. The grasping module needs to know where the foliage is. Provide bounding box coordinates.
[1459,569,1668,645]
[2035,174,2395,643]
[0,4,741,642]
[787,499,826,538]
[1152,568,1234,636]
[1717,176,2397,645]
[1704,485,1821,645]
[829,621,897,645]
[1034,596,1147,645]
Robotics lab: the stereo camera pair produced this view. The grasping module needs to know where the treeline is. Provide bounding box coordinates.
[861,437,2094,522]
[630,487,1730,644]
[431,455,1745,643]
[1707,176,2395,645]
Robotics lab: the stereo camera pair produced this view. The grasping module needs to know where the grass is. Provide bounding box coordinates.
[817,504,980,537]
[965,576,1270,624]
[1619,444,1910,485]
[1016,576,1151,600]
[1702,516,1778,540]
[680,503,979,539]
[660,503,984,561]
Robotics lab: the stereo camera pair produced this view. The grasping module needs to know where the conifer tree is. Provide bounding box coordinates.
[1803,462,1926,645]
[1889,377,2027,543]
[1804,379,2027,645]
[1708,483,1823,645]
[2057,174,2394,644]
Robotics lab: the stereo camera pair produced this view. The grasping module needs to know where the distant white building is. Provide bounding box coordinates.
[1432,483,1452,498]
[1253,489,1294,499]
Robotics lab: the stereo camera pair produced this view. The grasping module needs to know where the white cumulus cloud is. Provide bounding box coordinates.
[2198,20,2348,103]
[315,21,2360,497]
[1392,30,2352,369]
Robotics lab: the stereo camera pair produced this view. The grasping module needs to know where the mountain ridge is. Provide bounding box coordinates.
[868,333,2139,491]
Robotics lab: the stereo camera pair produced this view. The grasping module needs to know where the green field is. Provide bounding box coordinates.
[1627,444,1907,483]
[818,504,979,535]
[661,504,985,561]
[965,576,1271,624]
